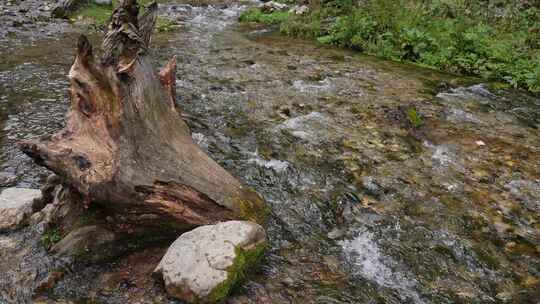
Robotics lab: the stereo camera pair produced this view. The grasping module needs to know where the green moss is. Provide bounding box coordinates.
[208,243,267,302]
[235,189,271,225]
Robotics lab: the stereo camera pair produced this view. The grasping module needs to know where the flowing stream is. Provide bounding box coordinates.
[1,1,539,303]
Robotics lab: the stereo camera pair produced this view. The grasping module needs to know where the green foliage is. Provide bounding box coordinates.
[240,0,540,92]
[407,108,424,128]
[155,17,177,32]
[239,8,290,25]
[42,228,62,248]
[75,2,113,26]
[73,0,162,27]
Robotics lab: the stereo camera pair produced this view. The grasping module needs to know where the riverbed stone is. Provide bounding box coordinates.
[51,225,117,262]
[154,221,267,303]
[0,187,41,231]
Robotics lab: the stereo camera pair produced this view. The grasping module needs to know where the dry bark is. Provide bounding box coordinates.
[21,0,266,232]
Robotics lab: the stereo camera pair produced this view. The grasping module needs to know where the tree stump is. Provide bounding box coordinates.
[21,0,267,233]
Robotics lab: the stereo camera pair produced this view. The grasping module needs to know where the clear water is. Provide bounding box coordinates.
[0,1,539,303]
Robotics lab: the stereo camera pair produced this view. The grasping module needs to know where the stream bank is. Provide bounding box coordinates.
[0,1,539,303]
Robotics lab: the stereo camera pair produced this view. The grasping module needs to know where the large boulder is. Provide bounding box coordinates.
[153,221,267,303]
[0,188,41,231]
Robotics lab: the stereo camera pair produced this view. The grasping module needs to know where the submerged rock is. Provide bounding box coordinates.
[276,112,331,144]
[0,187,41,231]
[51,225,117,262]
[154,221,267,303]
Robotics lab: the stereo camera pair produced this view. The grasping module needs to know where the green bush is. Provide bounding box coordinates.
[240,0,540,93]
[239,8,289,25]
[42,228,62,249]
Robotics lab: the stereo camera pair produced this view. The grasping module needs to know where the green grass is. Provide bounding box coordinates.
[240,0,540,93]
[239,8,290,25]
[155,16,177,32]
[74,0,167,28]
[75,2,113,26]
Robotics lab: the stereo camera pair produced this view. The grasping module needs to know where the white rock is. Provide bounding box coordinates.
[289,5,308,15]
[0,188,41,231]
[276,112,331,144]
[475,140,486,146]
[260,1,288,13]
[154,221,266,303]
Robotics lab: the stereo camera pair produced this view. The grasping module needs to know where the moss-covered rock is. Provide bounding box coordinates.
[208,242,267,302]
[153,221,267,303]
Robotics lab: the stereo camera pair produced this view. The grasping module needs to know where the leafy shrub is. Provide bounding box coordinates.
[239,8,290,25]
[240,0,540,93]
[42,228,62,248]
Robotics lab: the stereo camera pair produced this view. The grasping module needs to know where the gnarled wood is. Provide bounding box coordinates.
[20,0,266,232]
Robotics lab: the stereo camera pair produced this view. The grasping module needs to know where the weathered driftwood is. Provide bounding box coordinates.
[21,0,266,232]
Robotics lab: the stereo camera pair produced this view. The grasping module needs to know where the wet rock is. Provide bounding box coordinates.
[12,20,23,27]
[289,5,309,15]
[0,172,17,187]
[35,270,64,293]
[361,176,382,196]
[93,0,112,5]
[504,179,540,213]
[446,108,482,124]
[0,187,41,231]
[154,221,267,303]
[51,225,117,262]
[327,228,345,239]
[260,1,288,13]
[276,112,331,144]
